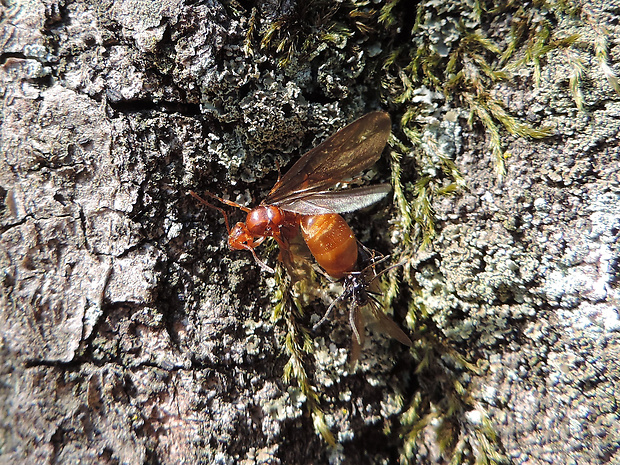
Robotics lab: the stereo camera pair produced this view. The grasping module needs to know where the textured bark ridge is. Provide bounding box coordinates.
[1,1,619,464]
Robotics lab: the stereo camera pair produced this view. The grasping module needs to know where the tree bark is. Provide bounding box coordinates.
[1,1,619,464]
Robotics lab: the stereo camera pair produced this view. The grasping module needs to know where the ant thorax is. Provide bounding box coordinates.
[245,206,285,236]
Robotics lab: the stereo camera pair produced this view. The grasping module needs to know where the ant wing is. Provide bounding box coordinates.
[367,300,413,347]
[274,184,391,215]
[264,112,391,205]
[349,304,366,369]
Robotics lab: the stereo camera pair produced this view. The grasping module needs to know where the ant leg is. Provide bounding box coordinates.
[313,293,345,331]
[349,304,363,345]
[312,264,338,281]
[188,190,233,233]
[367,256,408,284]
[371,254,391,268]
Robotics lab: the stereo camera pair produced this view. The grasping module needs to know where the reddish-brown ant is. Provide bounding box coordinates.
[190,111,411,352]
[190,111,392,278]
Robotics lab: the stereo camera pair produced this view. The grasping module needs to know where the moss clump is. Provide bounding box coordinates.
[272,260,336,445]
[242,0,379,68]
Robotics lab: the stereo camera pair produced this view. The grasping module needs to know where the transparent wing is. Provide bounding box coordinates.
[275,184,391,215]
[264,112,392,208]
[367,300,413,347]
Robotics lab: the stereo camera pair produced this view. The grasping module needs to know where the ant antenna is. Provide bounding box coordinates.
[188,190,233,232]
[275,159,282,184]
[188,190,251,219]
[201,190,252,213]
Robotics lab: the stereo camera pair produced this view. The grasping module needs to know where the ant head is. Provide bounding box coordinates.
[245,206,284,236]
[228,222,272,272]
[229,222,262,250]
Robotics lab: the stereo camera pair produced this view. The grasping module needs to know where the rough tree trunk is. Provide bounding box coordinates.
[1,1,618,464]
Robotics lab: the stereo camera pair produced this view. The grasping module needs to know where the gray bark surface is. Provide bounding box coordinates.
[1,0,618,464]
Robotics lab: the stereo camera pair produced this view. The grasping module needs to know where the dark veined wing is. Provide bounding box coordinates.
[274,184,391,215]
[263,112,392,208]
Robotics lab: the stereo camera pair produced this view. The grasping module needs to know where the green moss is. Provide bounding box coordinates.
[388,136,414,245]
[272,262,336,446]
[398,313,505,464]
[253,0,377,68]
[379,2,557,183]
